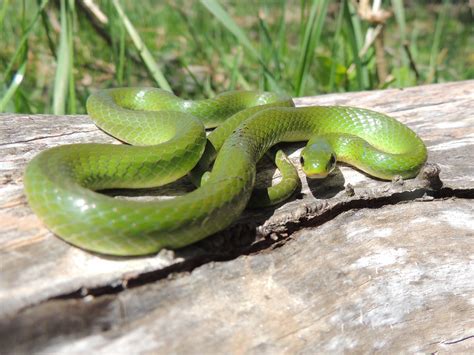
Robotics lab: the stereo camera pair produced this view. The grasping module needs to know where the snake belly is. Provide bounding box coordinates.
[24,88,427,256]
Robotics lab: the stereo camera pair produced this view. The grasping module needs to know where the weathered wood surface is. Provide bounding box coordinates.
[1,81,473,353]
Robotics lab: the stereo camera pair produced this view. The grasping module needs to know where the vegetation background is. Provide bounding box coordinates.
[1,0,472,114]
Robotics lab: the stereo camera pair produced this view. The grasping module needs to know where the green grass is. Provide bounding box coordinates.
[294,0,329,96]
[0,0,472,114]
[112,0,172,92]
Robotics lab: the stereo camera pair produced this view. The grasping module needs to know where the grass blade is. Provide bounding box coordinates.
[328,2,345,92]
[112,0,172,92]
[108,1,127,86]
[276,0,287,57]
[427,0,450,83]
[391,0,412,86]
[0,0,10,29]
[67,0,76,113]
[180,57,206,94]
[391,0,406,42]
[294,0,329,96]
[200,0,283,93]
[117,20,126,85]
[52,0,70,114]
[258,15,282,81]
[38,0,57,59]
[3,0,49,82]
[343,0,370,90]
[229,47,243,90]
[0,61,27,112]
[197,24,251,91]
[200,0,259,60]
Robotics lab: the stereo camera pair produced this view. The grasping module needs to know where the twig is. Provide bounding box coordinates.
[403,41,420,80]
[76,0,111,46]
[348,0,392,85]
[76,0,142,66]
[374,27,387,82]
[77,0,108,25]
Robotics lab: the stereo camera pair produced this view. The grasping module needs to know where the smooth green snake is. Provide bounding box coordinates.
[24,88,427,256]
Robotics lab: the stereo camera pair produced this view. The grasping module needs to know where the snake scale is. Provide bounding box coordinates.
[24,88,427,256]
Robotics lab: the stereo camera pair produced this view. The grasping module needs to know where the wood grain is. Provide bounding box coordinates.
[1,81,473,353]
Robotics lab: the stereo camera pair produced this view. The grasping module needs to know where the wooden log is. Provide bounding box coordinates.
[1,81,473,352]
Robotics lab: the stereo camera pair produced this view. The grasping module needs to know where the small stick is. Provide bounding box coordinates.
[403,41,420,80]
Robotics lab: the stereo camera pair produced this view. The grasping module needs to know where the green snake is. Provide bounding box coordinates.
[24,88,427,256]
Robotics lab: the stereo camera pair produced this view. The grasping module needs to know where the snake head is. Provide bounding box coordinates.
[300,138,337,179]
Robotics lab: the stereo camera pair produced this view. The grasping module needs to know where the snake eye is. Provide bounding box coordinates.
[299,156,305,165]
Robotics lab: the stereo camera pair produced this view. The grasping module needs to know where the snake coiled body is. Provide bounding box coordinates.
[24,88,427,255]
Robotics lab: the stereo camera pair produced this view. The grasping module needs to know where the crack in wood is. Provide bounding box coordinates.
[386,100,461,112]
[0,129,97,146]
[441,335,474,345]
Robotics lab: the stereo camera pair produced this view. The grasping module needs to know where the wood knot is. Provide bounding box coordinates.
[345,183,355,197]
[391,175,405,187]
[417,163,443,190]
